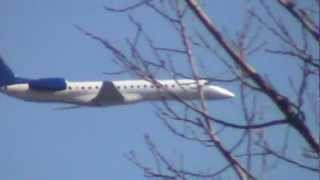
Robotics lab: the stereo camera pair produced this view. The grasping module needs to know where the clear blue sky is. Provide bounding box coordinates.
[0,0,317,179]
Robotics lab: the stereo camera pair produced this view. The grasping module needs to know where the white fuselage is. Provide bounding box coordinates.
[1,79,234,107]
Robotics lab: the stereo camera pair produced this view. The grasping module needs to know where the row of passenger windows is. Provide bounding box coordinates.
[67,84,177,91]
[117,84,176,89]
[68,86,100,90]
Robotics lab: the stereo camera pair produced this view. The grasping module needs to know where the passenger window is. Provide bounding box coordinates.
[116,86,120,89]
[130,85,134,88]
[137,85,140,88]
[68,86,72,90]
[144,85,147,88]
[124,86,127,89]
[81,87,85,90]
[88,86,92,90]
[96,86,99,89]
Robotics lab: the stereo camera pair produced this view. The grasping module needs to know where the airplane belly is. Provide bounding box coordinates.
[139,88,196,101]
[13,90,65,102]
[12,89,98,105]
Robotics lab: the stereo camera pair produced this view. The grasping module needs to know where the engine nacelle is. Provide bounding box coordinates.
[29,78,67,91]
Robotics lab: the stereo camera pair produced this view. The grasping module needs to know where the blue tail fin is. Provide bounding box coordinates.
[0,55,16,86]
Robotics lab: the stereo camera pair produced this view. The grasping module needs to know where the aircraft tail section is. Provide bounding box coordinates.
[0,55,16,86]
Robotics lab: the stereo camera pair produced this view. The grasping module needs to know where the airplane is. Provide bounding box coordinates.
[0,55,235,107]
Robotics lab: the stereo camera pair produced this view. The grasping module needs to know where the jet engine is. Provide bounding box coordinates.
[29,78,67,91]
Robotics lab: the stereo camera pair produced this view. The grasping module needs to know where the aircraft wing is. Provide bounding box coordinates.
[90,81,125,106]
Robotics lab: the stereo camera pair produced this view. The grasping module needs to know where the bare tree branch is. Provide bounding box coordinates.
[185,0,320,154]
[278,0,320,41]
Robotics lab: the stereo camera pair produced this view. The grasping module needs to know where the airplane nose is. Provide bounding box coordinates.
[205,85,235,99]
[220,89,235,98]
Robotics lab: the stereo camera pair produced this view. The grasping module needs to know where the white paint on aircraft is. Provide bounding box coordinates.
[0,56,234,107]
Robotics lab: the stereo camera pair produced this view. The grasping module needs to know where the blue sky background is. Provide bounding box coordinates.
[0,0,318,179]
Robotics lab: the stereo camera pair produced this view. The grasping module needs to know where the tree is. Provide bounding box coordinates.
[77,0,319,179]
